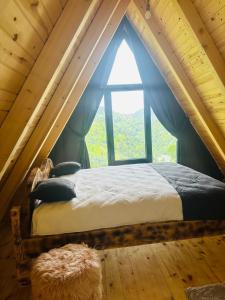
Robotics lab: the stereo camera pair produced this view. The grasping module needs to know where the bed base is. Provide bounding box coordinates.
[10,158,225,285]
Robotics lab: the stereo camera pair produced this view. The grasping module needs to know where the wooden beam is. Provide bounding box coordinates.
[132,0,225,170]
[0,0,130,221]
[0,0,100,181]
[177,0,225,93]
[36,1,130,165]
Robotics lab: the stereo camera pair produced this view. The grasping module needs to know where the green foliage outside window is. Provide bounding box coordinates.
[86,107,176,168]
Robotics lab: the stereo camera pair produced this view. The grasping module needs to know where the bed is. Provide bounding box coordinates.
[11,158,225,284]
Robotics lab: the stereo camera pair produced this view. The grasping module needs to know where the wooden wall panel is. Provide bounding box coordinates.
[15,0,53,39]
[41,0,63,25]
[148,0,225,153]
[0,1,45,59]
[0,0,68,133]
[193,0,225,59]
[0,112,8,127]
[0,90,16,127]
[0,64,25,93]
[178,0,225,88]
[59,0,67,9]
[0,28,33,76]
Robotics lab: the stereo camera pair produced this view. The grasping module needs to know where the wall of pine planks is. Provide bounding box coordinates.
[0,0,66,125]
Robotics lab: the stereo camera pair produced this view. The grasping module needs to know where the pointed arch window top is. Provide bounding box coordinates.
[107,39,142,85]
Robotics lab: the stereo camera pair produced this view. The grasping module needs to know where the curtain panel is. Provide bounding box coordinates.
[50,25,124,168]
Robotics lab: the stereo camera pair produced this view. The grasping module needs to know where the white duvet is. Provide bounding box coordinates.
[32,163,183,236]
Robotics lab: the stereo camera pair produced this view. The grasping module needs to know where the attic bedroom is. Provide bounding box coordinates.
[0,1,225,299]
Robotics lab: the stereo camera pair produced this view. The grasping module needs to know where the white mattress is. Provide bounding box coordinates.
[32,163,183,236]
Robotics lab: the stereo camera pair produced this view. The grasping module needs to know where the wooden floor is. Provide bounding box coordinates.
[1,223,225,300]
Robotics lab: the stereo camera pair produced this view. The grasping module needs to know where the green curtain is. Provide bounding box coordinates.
[50,87,103,167]
[124,18,222,179]
[50,25,123,167]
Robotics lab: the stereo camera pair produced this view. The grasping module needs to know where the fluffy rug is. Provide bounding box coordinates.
[186,282,225,299]
[31,244,102,300]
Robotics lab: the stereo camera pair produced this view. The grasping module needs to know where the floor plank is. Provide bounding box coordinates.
[0,223,224,300]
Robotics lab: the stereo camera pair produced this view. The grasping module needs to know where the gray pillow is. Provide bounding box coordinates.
[30,178,76,203]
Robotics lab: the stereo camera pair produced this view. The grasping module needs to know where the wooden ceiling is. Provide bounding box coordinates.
[0,0,224,220]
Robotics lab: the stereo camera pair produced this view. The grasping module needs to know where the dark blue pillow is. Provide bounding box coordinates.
[30,178,75,202]
[51,161,81,177]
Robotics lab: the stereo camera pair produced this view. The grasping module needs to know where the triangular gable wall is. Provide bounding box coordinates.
[51,16,220,179]
[0,0,224,221]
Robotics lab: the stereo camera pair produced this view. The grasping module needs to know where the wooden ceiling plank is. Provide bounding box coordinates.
[193,0,225,17]
[0,99,14,111]
[59,0,68,9]
[0,43,31,77]
[0,0,45,59]
[0,1,10,12]
[0,90,16,102]
[0,111,7,126]
[0,0,130,221]
[14,0,50,41]
[40,0,62,27]
[177,0,225,93]
[0,63,25,94]
[205,5,225,34]
[0,27,35,67]
[0,0,100,182]
[132,0,225,171]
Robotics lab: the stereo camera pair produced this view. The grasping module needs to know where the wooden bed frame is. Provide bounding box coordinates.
[10,158,225,285]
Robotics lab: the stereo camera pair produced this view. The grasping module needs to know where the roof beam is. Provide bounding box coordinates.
[0,0,100,181]
[132,0,225,171]
[0,0,130,220]
[36,0,130,165]
[177,0,225,93]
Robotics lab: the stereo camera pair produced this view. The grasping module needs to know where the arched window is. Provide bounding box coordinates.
[86,38,177,167]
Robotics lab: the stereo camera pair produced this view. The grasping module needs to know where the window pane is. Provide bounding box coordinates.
[86,98,108,168]
[108,39,142,85]
[112,90,145,160]
[151,109,177,162]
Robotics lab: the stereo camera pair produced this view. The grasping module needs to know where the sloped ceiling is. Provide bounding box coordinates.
[0,0,224,220]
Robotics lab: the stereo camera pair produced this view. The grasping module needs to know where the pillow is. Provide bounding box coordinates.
[51,161,81,177]
[30,178,76,202]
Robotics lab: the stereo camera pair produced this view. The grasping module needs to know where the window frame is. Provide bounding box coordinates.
[103,83,152,166]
